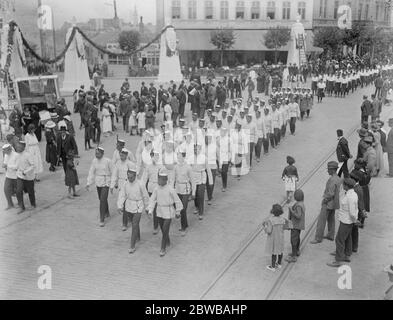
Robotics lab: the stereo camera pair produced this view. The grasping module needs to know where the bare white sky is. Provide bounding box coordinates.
[23,0,157,27]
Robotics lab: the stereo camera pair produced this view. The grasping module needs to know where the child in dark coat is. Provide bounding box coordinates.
[286,189,306,263]
[65,151,79,198]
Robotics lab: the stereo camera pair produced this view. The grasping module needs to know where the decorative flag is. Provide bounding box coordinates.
[37,5,53,30]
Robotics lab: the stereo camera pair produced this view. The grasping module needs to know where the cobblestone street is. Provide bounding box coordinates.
[1,80,392,300]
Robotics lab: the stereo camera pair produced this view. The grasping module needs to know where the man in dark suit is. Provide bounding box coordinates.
[336,129,352,178]
[360,95,372,124]
[386,118,393,177]
[57,126,78,173]
[149,83,157,114]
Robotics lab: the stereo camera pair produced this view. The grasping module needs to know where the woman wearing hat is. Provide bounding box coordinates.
[25,124,43,181]
[44,121,58,172]
[350,159,371,220]
[102,104,112,137]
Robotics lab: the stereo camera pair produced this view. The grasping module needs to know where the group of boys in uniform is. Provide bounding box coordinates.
[311,65,391,98]
[83,85,318,256]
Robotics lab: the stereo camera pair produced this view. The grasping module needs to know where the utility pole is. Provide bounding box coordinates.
[52,10,56,60]
[37,0,47,59]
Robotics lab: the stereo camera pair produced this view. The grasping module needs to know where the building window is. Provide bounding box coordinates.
[188,0,197,19]
[205,1,214,19]
[282,1,291,20]
[365,4,369,19]
[236,1,245,19]
[333,0,339,19]
[384,6,390,22]
[251,1,260,19]
[376,3,380,21]
[298,1,306,20]
[358,3,363,20]
[267,1,275,19]
[108,55,129,65]
[171,0,181,19]
[220,1,228,19]
[319,0,327,18]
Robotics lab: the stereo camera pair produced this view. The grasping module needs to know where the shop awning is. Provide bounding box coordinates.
[176,29,323,52]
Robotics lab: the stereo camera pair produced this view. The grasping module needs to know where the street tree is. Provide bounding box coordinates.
[313,27,344,57]
[210,28,236,67]
[263,27,291,64]
[118,30,141,53]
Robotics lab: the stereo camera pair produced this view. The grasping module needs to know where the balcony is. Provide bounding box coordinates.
[313,18,391,28]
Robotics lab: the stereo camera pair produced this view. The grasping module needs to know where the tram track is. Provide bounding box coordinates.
[200,108,393,300]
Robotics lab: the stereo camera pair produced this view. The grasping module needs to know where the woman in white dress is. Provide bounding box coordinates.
[25,123,44,181]
[102,104,112,136]
[137,139,153,186]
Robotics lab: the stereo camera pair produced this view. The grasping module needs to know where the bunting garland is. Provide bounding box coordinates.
[9,21,173,65]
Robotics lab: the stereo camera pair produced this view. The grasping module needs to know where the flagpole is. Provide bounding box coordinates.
[52,9,56,64]
[37,0,46,59]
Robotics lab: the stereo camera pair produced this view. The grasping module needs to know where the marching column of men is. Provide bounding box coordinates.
[82,91,311,256]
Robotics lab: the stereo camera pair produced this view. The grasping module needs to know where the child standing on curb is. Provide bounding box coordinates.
[282,156,299,203]
[262,204,288,272]
[286,189,305,263]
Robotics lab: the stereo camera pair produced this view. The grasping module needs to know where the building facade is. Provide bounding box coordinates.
[313,0,392,28]
[156,0,319,67]
[85,31,160,78]
[313,0,392,56]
